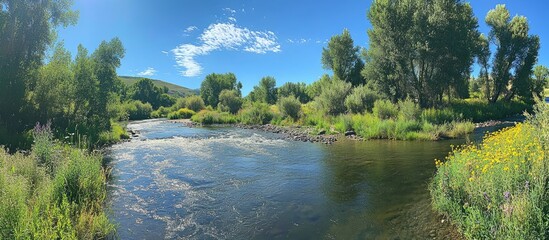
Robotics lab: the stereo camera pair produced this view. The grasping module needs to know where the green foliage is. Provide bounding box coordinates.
[239,102,274,125]
[191,110,237,124]
[306,74,332,99]
[122,100,153,120]
[0,139,113,239]
[248,76,277,104]
[420,108,460,125]
[129,78,172,109]
[119,76,197,98]
[372,100,398,120]
[531,65,549,100]
[277,82,311,103]
[218,89,243,114]
[316,78,352,115]
[185,95,206,112]
[0,0,77,133]
[151,106,171,118]
[485,4,540,103]
[365,0,479,106]
[200,73,240,107]
[344,85,379,114]
[430,120,548,239]
[397,98,421,121]
[322,29,364,86]
[448,99,528,122]
[167,108,196,119]
[278,96,302,120]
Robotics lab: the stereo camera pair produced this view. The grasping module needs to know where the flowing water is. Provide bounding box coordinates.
[106,119,503,239]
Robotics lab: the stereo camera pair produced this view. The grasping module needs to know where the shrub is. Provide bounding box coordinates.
[239,102,274,125]
[167,108,196,119]
[316,79,352,115]
[185,95,206,112]
[344,85,379,114]
[151,106,171,118]
[398,98,421,121]
[278,95,302,120]
[123,100,153,120]
[191,110,237,124]
[171,97,187,111]
[218,89,243,114]
[372,99,398,120]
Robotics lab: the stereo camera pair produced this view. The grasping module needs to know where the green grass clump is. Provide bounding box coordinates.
[238,102,274,125]
[448,99,529,122]
[191,110,238,124]
[167,108,196,119]
[0,125,114,239]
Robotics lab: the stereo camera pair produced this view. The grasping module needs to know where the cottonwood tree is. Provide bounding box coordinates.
[200,73,240,107]
[322,29,364,87]
[248,76,277,104]
[485,4,540,103]
[364,0,479,107]
[0,0,77,132]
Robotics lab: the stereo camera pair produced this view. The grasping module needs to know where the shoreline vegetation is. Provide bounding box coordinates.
[1,1,548,239]
[430,100,549,239]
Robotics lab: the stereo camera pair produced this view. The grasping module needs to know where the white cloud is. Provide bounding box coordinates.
[184,26,197,33]
[223,8,236,14]
[161,50,169,55]
[172,21,281,77]
[137,67,157,77]
[228,17,237,22]
[287,38,310,44]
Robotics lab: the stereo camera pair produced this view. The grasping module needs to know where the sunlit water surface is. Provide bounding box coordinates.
[106,119,503,239]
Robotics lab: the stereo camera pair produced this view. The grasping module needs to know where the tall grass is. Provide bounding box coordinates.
[0,124,114,239]
[430,100,549,239]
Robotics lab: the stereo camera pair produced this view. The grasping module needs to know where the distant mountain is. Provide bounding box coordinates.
[119,76,198,97]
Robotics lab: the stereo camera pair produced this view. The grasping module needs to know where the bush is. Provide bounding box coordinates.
[171,97,187,111]
[123,100,153,120]
[398,98,421,121]
[344,85,379,114]
[449,99,529,122]
[167,108,196,119]
[185,95,206,112]
[191,110,237,124]
[278,95,302,120]
[151,106,171,118]
[218,89,243,114]
[239,102,274,125]
[372,99,398,120]
[430,122,548,239]
[317,79,352,115]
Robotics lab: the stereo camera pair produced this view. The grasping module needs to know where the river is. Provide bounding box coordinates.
[106,119,505,239]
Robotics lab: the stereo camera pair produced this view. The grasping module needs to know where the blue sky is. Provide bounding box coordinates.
[57,0,549,95]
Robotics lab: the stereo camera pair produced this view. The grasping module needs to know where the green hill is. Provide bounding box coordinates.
[119,76,198,97]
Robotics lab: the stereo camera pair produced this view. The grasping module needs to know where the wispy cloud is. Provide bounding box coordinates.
[184,26,198,33]
[137,67,157,77]
[223,8,236,14]
[172,20,281,77]
[287,38,310,44]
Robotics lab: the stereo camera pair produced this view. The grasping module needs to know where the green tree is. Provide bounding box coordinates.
[365,0,479,107]
[322,29,364,87]
[218,89,243,114]
[0,0,77,132]
[130,78,163,108]
[200,73,239,107]
[316,77,352,115]
[90,38,125,134]
[485,4,540,102]
[306,74,332,100]
[33,43,74,124]
[277,82,310,103]
[249,76,277,104]
[532,65,549,100]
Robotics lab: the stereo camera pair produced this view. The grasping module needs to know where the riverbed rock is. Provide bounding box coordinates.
[344,130,356,136]
[318,129,326,135]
